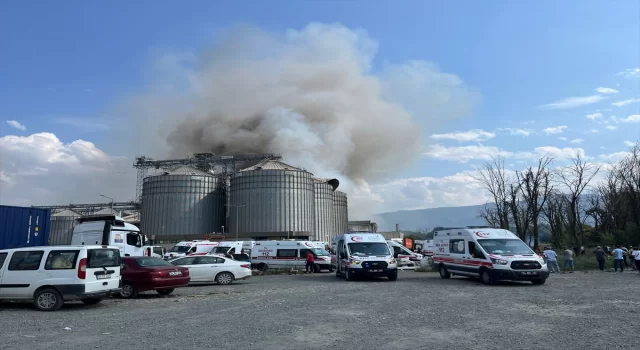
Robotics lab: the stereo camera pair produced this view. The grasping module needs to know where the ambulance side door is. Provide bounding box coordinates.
[467,240,489,277]
[447,238,467,273]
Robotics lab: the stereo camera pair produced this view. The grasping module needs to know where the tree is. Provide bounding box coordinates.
[473,157,510,229]
[542,190,567,247]
[517,156,553,250]
[556,153,600,246]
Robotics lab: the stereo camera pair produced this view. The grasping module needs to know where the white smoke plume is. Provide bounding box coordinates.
[125,23,479,219]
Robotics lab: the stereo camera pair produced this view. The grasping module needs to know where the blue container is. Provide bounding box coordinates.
[0,205,51,250]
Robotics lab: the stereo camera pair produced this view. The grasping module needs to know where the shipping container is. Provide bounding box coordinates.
[0,205,51,250]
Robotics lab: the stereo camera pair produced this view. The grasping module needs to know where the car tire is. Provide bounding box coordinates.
[157,288,175,295]
[329,266,334,272]
[313,264,321,273]
[531,278,546,285]
[480,269,494,285]
[33,288,64,311]
[119,282,138,299]
[388,273,398,281]
[439,265,451,279]
[216,272,234,285]
[81,298,102,305]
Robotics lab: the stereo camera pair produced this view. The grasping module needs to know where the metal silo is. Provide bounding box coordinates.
[333,190,348,236]
[229,160,315,239]
[140,166,225,239]
[49,209,83,245]
[314,178,339,242]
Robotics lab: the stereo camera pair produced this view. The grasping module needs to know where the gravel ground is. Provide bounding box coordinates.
[1,270,639,350]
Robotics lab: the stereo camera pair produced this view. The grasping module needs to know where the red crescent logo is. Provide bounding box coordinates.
[350,236,363,242]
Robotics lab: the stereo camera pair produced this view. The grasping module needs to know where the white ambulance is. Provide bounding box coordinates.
[250,241,331,272]
[387,240,423,268]
[415,240,435,256]
[163,240,220,260]
[432,227,549,285]
[71,215,147,257]
[333,233,398,281]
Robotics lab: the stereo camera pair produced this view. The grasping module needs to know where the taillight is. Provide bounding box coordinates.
[150,270,168,278]
[240,264,250,268]
[77,258,87,279]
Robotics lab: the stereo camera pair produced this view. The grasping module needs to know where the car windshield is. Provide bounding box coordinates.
[134,257,173,267]
[87,249,121,268]
[311,248,329,256]
[478,239,534,255]
[210,247,231,254]
[169,245,190,253]
[348,243,390,256]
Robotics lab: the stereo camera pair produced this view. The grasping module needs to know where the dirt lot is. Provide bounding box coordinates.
[1,270,639,350]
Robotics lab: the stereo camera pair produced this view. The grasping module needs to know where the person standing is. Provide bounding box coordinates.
[563,247,575,273]
[594,246,607,271]
[632,247,640,273]
[612,245,625,273]
[305,251,315,273]
[544,247,561,273]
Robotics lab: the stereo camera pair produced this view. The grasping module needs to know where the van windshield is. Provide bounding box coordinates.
[169,245,191,253]
[87,249,121,268]
[311,248,329,256]
[348,243,390,256]
[478,239,534,255]
[210,247,231,254]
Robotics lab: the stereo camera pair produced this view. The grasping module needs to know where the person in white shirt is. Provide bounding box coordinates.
[631,247,640,273]
[544,246,561,273]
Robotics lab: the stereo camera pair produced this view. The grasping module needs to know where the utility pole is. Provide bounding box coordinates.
[225,203,246,241]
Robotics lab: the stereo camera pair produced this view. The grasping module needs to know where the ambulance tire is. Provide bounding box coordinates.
[313,264,321,273]
[479,269,494,285]
[257,263,269,272]
[531,278,546,285]
[438,265,451,279]
[345,269,354,281]
[329,266,334,272]
[387,273,398,281]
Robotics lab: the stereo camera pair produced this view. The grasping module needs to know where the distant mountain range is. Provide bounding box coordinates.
[374,204,487,232]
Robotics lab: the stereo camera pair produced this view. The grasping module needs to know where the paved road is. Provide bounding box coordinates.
[1,270,639,350]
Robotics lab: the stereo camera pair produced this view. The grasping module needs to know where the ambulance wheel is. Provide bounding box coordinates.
[313,264,321,273]
[480,269,494,285]
[329,266,334,272]
[257,263,269,272]
[531,278,546,285]
[387,273,398,281]
[345,269,354,281]
[439,265,451,279]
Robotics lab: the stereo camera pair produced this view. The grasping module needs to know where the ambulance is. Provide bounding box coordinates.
[208,241,254,260]
[415,240,435,256]
[387,240,423,268]
[432,227,549,285]
[163,240,220,260]
[333,233,398,281]
[250,241,331,272]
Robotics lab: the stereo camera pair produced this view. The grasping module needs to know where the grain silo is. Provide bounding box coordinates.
[140,166,225,240]
[314,178,339,242]
[49,209,83,245]
[229,160,315,239]
[333,190,348,236]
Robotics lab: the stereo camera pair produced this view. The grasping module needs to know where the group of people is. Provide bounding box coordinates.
[542,245,640,273]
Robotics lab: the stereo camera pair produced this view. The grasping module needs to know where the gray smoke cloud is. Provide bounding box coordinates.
[125,22,479,219]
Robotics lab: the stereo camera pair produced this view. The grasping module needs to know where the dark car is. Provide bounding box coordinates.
[120,257,190,298]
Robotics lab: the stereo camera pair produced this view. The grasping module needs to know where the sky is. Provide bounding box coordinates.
[1,1,639,218]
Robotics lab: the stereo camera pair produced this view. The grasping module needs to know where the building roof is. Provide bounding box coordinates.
[168,166,212,176]
[240,159,304,172]
[52,209,83,217]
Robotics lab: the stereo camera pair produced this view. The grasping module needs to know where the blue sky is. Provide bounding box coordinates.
[1,1,639,212]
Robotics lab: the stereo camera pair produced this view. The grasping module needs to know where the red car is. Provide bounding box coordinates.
[120,257,190,298]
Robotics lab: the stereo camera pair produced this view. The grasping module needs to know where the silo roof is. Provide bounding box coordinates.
[52,209,83,217]
[169,166,212,176]
[240,159,303,172]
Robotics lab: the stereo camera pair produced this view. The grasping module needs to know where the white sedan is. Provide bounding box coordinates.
[168,255,251,285]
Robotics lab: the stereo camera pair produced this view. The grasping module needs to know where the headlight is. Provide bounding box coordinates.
[490,258,508,265]
[351,260,361,265]
[387,258,396,264]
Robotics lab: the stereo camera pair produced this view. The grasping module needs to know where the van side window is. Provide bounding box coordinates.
[277,249,297,258]
[468,242,486,259]
[8,251,44,271]
[45,250,80,270]
[299,249,314,258]
[393,246,404,255]
[153,247,164,256]
[449,239,465,254]
[0,252,7,269]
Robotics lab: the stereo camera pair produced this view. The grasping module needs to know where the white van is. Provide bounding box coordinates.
[0,245,122,311]
[333,233,398,281]
[433,227,549,285]
[72,215,147,257]
[415,240,435,256]
[142,245,166,258]
[387,240,423,268]
[250,241,331,272]
[163,240,220,260]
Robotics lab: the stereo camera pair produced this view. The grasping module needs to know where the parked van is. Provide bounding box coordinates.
[142,245,166,258]
[163,240,220,260]
[71,215,147,257]
[0,245,122,311]
[432,227,549,285]
[415,240,435,256]
[208,241,252,256]
[250,241,331,272]
[387,240,423,268]
[333,233,398,281]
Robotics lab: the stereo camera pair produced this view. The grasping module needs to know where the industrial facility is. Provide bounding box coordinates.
[36,153,350,245]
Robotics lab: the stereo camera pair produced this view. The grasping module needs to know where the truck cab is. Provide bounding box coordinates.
[71,215,147,257]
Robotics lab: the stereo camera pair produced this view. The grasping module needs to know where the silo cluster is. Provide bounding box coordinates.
[140,159,349,242]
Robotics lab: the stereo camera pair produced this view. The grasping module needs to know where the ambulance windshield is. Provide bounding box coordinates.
[311,248,329,256]
[169,245,191,253]
[478,239,534,255]
[348,243,390,256]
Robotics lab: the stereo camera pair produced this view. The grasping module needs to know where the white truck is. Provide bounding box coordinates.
[333,233,398,281]
[71,215,147,257]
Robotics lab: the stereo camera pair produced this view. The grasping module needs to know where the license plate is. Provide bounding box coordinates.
[96,274,111,280]
[169,271,182,276]
[521,271,538,275]
[370,269,382,273]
